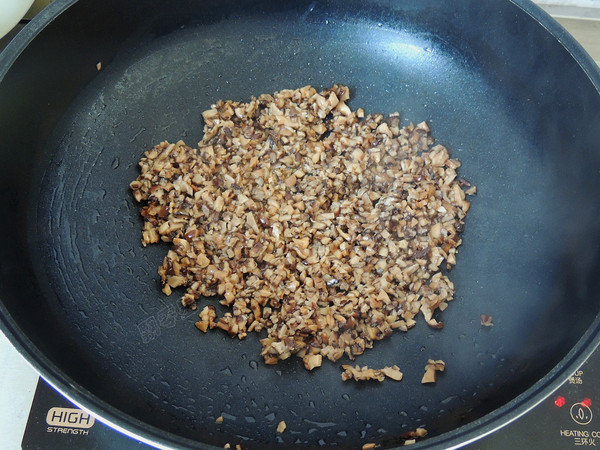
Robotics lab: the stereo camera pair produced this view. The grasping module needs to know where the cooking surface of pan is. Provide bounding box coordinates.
[1,0,600,448]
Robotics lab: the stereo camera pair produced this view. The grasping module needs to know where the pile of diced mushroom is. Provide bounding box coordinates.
[130,85,473,370]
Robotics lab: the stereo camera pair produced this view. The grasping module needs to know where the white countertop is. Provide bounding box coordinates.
[0,333,39,449]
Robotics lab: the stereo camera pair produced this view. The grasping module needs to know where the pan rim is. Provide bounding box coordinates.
[0,0,76,84]
[1,0,600,448]
[509,0,600,94]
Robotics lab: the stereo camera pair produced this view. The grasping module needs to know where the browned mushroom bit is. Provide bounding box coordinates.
[421,359,446,384]
[480,314,494,327]
[341,364,403,382]
[401,427,428,445]
[276,420,286,434]
[130,85,473,369]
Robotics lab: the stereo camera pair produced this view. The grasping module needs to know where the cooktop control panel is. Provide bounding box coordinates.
[470,348,600,450]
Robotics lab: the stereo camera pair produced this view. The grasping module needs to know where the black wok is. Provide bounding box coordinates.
[1,0,600,448]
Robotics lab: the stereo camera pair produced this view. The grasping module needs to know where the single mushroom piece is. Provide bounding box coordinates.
[480,314,494,327]
[381,365,404,381]
[276,420,287,433]
[421,359,446,384]
[303,354,323,371]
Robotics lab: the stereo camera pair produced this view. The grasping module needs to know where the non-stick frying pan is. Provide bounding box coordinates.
[2,0,600,448]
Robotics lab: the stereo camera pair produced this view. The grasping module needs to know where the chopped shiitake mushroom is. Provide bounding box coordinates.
[402,428,428,445]
[421,359,446,384]
[131,85,474,369]
[380,365,404,381]
[465,185,477,196]
[276,421,286,433]
[341,365,384,382]
[195,305,217,332]
[402,428,428,439]
[480,314,494,327]
[303,354,323,371]
[341,364,403,382]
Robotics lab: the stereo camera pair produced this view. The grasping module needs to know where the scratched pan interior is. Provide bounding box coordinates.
[2,0,600,448]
